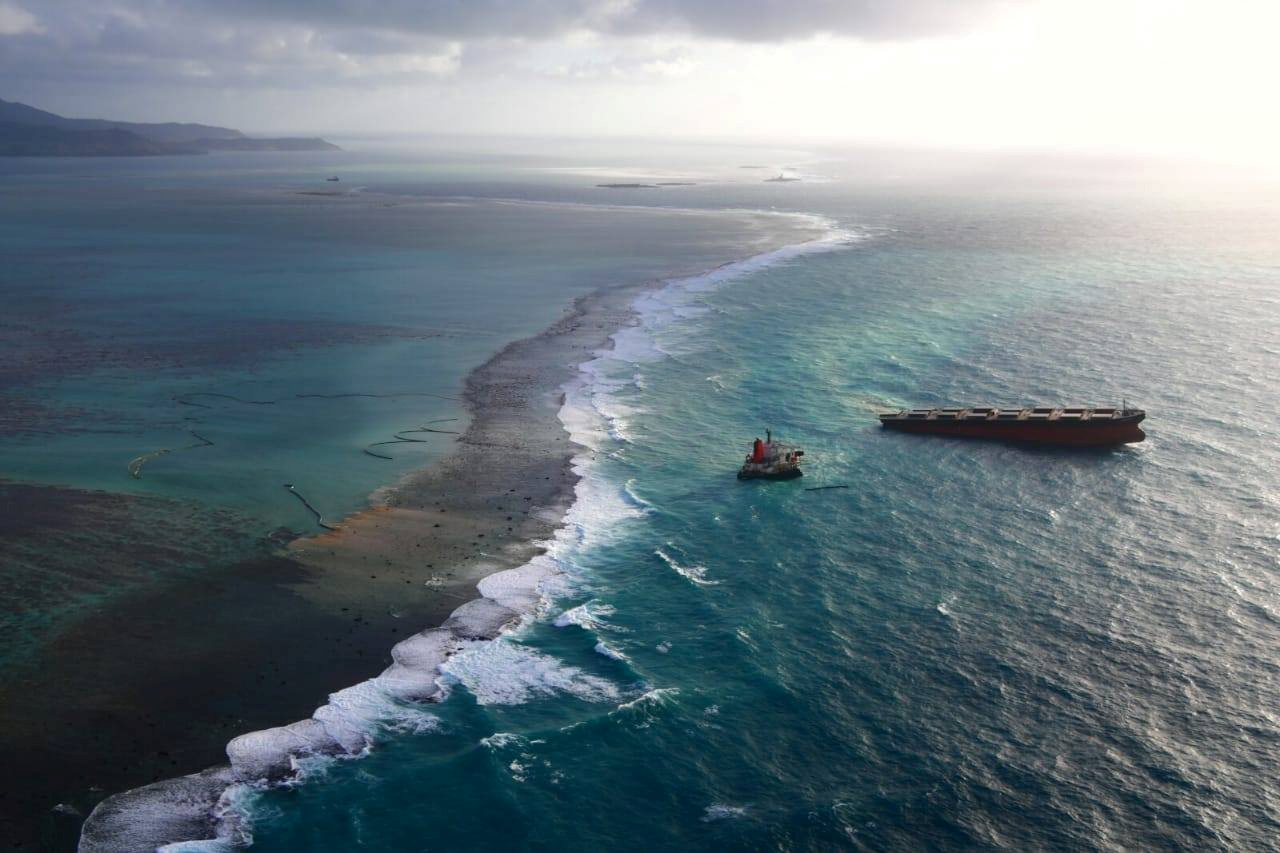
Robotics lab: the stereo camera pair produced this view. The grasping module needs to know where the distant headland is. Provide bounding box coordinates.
[0,97,340,156]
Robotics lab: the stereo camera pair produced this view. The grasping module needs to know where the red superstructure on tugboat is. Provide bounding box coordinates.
[878,406,1146,446]
[738,429,805,479]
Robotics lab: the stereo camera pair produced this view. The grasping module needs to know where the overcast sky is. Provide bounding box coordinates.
[2,0,1277,163]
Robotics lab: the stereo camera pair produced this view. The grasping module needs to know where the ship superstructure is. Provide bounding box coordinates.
[738,430,805,479]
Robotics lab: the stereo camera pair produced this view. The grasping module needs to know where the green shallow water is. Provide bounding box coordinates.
[0,152,805,667]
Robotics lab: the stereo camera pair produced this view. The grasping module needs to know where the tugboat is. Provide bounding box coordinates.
[738,429,805,480]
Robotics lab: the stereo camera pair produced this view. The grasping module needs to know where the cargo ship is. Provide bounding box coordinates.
[878,406,1145,446]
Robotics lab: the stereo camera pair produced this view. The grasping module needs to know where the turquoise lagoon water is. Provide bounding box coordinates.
[4,147,1279,849]
[1,163,788,519]
[0,149,798,661]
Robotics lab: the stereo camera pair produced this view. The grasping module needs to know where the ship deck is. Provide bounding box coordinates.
[878,407,1144,423]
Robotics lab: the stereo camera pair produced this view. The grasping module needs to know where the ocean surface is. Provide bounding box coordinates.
[4,144,1279,850]
[0,147,792,669]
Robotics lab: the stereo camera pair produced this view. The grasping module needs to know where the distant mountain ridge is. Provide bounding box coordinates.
[0,97,339,156]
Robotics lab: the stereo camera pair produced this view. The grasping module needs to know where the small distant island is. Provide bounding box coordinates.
[0,97,339,157]
[596,181,697,189]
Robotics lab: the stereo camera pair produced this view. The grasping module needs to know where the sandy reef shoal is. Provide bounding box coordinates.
[73,281,650,853]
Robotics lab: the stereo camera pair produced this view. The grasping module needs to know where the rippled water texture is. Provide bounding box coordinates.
[239,164,1280,851]
[4,147,1278,851]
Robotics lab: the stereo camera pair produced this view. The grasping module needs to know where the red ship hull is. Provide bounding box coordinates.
[879,407,1145,447]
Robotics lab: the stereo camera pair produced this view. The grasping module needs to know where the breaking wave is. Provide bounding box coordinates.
[701,804,749,822]
[441,639,623,706]
[553,600,618,630]
[655,547,720,587]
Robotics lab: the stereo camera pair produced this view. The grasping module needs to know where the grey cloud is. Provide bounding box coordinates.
[195,0,1011,41]
[615,0,1012,41]
[0,0,1010,96]
[0,2,463,89]
[204,0,616,40]
[12,0,1011,49]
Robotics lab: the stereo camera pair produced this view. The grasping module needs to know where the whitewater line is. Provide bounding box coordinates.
[78,220,859,853]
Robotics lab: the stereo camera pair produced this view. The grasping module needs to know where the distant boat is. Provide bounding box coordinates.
[738,429,805,479]
[765,172,800,183]
[326,176,340,182]
[878,406,1146,446]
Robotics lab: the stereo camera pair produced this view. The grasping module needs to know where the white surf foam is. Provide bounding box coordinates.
[564,221,856,458]
[625,219,857,342]
[622,478,653,511]
[79,768,244,853]
[594,641,629,661]
[441,639,623,705]
[655,547,721,586]
[702,804,749,822]
[614,686,680,713]
[155,783,257,852]
[553,600,618,630]
[480,731,525,750]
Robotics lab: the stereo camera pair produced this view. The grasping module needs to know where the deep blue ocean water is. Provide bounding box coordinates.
[4,145,1279,850]
[224,154,1279,851]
